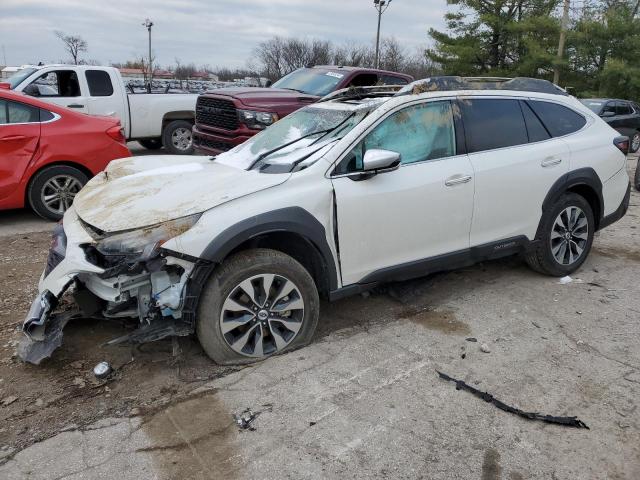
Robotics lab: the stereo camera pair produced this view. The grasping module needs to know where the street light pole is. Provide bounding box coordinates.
[374,0,392,69]
[143,18,154,93]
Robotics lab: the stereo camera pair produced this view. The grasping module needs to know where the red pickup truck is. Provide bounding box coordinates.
[192,66,413,154]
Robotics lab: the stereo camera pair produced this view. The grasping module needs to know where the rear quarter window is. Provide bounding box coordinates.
[527,100,586,137]
[459,98,528,153]
[86,70,114,96]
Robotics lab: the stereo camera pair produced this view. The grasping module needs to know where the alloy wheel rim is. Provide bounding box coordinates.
[172,127,192,151]
[220,273,305,358]
[41,175,83,215]
[550,206,589,265]
[633,133,640,152]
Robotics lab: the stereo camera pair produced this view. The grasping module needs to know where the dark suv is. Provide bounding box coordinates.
[581,98,640,152]
[192,66,413,154]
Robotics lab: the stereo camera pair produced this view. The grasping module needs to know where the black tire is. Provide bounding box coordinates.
[525,193,595,276]
[631,131,640,154]
[196,249,320,365]
[27,165,89,221]
[138,138,163,150]
[634,157,640,191]
[162,120,194,155]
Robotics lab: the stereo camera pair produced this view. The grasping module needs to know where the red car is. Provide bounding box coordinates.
[0,86,131,220]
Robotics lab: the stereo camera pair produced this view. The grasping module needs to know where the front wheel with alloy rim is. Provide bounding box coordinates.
[196,249,319,365]
[27,165,88,221]
[162,120,194,155]
[631,132,640,153]
[525,193,595,276]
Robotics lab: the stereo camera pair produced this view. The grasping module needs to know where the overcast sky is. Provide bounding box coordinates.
[0,0,448,69]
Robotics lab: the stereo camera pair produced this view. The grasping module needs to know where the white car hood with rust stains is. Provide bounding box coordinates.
[73,155,290,232]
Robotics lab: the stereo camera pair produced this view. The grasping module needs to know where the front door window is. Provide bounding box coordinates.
[337,101,456,174]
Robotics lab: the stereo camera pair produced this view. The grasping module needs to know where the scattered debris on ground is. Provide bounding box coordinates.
[480,343,491,353]
[93,361,112,379]
[437,371,589,429]
[233,404,273,431]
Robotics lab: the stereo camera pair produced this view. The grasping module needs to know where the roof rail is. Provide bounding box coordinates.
[318,84,404,103]
[397,76,568,97]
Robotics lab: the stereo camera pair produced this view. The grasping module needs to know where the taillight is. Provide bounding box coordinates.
[613,136,629,155]
[106,125,126,144]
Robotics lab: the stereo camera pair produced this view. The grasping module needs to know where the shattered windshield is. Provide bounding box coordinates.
[215,105,373,172]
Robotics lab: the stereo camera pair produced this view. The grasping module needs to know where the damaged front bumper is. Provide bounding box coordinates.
[19,207,210,365]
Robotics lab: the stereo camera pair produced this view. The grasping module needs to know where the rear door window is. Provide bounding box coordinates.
[459,99,528,153]
[86,70,114,96]
[527,100,586,137]
[7,101,40,123]
[520,101,551,143]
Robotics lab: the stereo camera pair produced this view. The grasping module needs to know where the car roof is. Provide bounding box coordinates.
[582,98,635,103]
[311,65,413,80]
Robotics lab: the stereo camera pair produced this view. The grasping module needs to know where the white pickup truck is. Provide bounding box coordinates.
[6,65,198,154]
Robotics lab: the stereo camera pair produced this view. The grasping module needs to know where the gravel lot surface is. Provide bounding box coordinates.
[0,153,638,479]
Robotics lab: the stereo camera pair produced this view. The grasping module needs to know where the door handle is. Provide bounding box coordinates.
[445,174,473,187]
[0,135,26,141]
[67,104,85,108]
[541,157,562,167]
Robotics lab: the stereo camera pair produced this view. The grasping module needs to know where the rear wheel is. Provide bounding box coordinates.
[27,165,88,221]
[162,120,194,155]
[138,138,163,150]
[525,193,595,276]
[196,249,320,365]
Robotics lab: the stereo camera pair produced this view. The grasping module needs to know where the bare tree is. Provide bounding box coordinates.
[174,58,197,87]
[54,31,88,65]
[379,37,405,72]
[253,37,286,79]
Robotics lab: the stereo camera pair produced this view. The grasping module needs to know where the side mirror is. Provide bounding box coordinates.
[363,149,401,172]
[601,111,615,118]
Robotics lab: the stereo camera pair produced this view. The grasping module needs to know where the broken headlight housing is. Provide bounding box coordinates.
[95,214,201,258]
[238,109,278,130]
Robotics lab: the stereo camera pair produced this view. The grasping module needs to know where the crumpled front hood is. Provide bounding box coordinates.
[74,155,290,232]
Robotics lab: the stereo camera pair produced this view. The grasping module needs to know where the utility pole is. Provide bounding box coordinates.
[373,0,392,69]
[1,45,6,66]
[553,0,570,85]
[143,18,154,93]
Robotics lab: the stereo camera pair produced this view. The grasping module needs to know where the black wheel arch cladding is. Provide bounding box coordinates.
[542,167,604,229]
[200,207,339,292]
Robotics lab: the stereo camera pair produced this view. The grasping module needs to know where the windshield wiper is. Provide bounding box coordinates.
[280,87,306,94]
[247,128,335,170]
[247,111,358,170]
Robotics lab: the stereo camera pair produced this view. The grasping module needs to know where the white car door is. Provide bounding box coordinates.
[331,100,475,286]
[459,97,571,247]
[22,69,89,114]
[84,69,128,127]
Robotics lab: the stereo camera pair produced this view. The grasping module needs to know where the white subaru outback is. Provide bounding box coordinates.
[20,77,631,365]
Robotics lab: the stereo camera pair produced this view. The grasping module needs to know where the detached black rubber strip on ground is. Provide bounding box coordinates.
[437,371,589,429]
